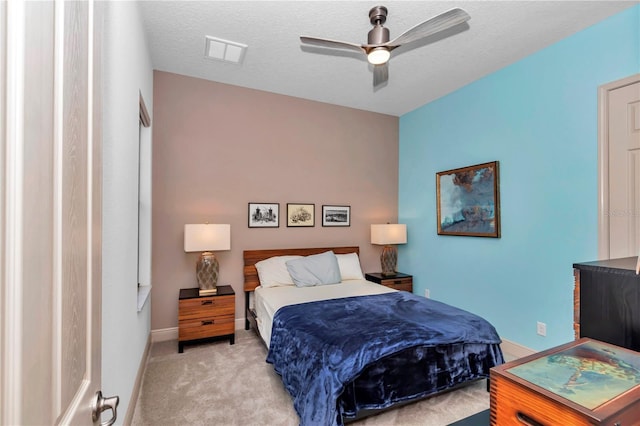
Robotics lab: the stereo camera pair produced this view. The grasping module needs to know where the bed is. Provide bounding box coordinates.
[243,246,504,426]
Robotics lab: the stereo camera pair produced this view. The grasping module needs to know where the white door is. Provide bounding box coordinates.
[598,75,640,259]
[1,1,116,424]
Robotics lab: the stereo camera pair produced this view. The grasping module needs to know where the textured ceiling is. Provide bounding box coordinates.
[139,1,637,116]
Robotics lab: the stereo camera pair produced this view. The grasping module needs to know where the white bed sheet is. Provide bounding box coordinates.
[255,279,396,348]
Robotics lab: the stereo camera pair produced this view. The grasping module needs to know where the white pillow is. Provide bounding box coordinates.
[255,255,302,288]
[285,251,342,287]
[336,252,365,280]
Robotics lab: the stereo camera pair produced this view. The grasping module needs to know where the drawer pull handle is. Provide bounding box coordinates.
[201,300,213,305]
[201,320,214,326]
[394,280,402,284]
[516,412,543,426]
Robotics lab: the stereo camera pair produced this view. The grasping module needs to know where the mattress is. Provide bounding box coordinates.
[254,279,395,347]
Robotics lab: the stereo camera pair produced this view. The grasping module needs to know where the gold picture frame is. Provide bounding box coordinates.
[436,161,500,237]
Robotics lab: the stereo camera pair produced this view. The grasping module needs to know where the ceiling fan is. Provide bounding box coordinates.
[300,6,470,87]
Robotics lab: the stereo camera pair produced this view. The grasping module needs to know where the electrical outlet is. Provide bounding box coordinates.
[424,289,430,298]
[536,321,546,337]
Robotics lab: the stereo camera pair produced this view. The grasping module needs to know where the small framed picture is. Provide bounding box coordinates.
[248,203,279,228]
[287,203,315,227]
[322,205,350,227]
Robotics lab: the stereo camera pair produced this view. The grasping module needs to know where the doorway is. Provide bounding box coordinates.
[598,74,640,259]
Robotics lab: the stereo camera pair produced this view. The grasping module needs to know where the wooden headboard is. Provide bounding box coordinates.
[243,246,360,293]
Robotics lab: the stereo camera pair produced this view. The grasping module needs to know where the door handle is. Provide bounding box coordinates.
[92,390,119,426]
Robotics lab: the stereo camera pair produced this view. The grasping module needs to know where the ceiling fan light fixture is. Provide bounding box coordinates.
[299,6,470,87]
[367,47,390,65]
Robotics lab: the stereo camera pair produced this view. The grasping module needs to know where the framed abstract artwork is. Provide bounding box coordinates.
[287,203,315,227]
[436,161,500,237]
[248,203,279,228]
[322,205,350,227]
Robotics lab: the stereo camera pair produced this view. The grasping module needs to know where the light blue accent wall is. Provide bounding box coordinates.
[398,5,639,351]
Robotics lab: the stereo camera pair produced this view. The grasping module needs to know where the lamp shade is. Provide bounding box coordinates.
[184,224,231,252]
[371,224,407,245]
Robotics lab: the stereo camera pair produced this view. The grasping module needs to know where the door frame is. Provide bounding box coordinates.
[1,0,26,421]
[598,73,640,260]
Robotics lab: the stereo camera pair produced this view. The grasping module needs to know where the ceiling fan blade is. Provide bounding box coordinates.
[300,36,365,54]
[385,8,470,47]
[373,63,388,87]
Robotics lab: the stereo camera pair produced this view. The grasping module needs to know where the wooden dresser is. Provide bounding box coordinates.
[573,257,640,351]
[178,285,235,353]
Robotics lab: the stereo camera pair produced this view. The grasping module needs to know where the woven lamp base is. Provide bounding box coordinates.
[380,245,398,276]
[196,252,219,296]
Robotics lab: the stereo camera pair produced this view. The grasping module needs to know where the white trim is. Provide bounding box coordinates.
[236,318,244,331]
[52,0,65,416]
[152,326,534,362]
[151,319,246,343]
[598,73,640,260]
[139,92,150,128]
[151,327,178,342]
[124,333,151,425]
[500,338,536,360]
[2,0,26,423]
[137,285,151,312]
[0,0,5,419]
[86,0,95,382]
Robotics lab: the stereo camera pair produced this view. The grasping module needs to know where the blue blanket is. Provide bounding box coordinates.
[266,291,503,426]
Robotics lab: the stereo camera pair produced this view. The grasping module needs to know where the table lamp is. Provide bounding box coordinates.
[184,223,231,296]
[371,224,407,276]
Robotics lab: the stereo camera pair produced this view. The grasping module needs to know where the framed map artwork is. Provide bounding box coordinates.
[436,161,500,237]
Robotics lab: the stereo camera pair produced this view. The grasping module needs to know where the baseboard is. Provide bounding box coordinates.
[151,327,178,342]
[500,338,535,359]
[151,319,246,342]
[124,332,152,424]
[235,318,244,331]
[152,324,535,360]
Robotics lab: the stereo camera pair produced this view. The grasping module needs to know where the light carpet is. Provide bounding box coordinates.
[132,330,492,426]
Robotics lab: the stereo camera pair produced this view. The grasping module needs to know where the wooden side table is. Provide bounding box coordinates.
[365,272,413,292]
[490,338,640,425]
[178,285,235,353]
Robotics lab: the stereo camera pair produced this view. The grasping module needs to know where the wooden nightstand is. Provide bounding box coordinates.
[178,285,235,353]
[365,272,413,292]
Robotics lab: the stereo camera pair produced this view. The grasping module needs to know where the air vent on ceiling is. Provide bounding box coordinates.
[204,36,247,64]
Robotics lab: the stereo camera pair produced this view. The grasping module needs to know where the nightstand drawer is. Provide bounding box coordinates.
[179,295,234,320]
[383,278,412,292]
[179,315,235,341]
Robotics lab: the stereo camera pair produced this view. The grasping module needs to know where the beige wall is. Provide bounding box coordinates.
[152,71,399,330]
